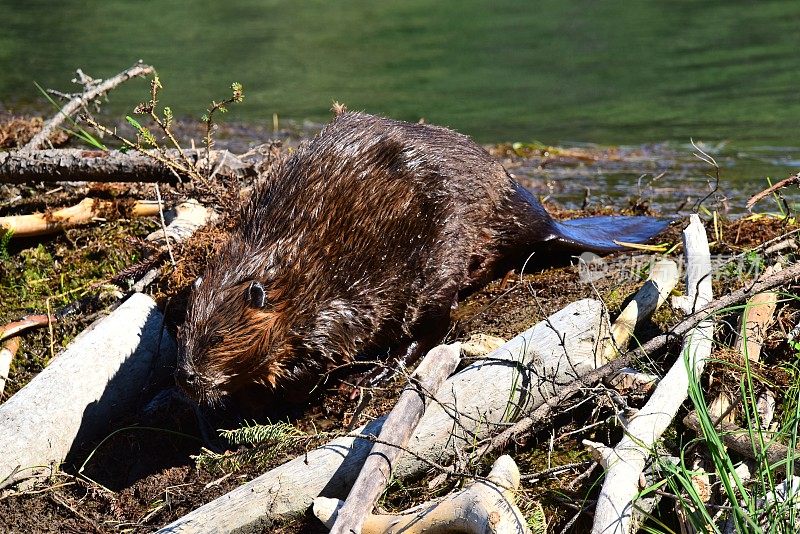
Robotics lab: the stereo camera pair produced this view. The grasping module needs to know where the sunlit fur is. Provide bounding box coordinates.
[177,111,668,406]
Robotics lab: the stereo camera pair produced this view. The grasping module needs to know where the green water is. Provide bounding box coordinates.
[3,0,800,199]
[2,0,799,146]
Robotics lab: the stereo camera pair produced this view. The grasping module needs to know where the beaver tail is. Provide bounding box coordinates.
[550,216,671,253]
[501,180,670,255]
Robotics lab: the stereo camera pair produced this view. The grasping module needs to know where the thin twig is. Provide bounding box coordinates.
[154,184,176,268]
[746,172,800,210]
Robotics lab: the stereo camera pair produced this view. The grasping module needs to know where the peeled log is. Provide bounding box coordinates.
[592,215,714,534]
[598,259,678,363]
[0,293,176,487]
[158,298,605,533]
[0,198,161,238]
[329,344,462,534]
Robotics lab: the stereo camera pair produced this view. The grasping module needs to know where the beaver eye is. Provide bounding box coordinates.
[246,281,267,308]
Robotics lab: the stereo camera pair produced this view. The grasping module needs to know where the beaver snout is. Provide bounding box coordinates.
[175,366,200,392]
[175,366,203,402]
[175,362,218,405]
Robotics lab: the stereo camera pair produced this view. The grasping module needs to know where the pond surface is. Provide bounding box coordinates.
[2,0,800,207]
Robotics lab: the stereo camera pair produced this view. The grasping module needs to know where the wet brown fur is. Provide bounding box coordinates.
[177,112,667,406]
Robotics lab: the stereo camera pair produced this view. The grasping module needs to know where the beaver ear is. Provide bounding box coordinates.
[246,281,267,308]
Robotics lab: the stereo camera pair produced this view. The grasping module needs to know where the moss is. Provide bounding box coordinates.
[0,217,158,398]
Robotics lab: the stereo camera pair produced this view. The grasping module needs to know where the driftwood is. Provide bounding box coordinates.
[475,255,800,460]
[735,264,779,362]
[145,199,217,246]
[708,263,780,426]
[22,62,155,151]
[591,214,714,534]
[461,333,506,358]
[0,293,176,487]
[0,337,21,398]
[0,148,253,184]
[598,259,679,363]
[158,299,606,533]
[0,197,161,238]
[315,455,531,534]
[328,344,461,534]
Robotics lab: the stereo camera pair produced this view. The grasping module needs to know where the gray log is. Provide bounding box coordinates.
[158,298,605,533]
[0,293,176,487]
[329,344,462,534]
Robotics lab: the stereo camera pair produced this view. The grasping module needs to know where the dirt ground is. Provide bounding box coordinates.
[2,112,799,533]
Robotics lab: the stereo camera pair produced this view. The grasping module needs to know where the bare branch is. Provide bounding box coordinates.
[22,62,154,151]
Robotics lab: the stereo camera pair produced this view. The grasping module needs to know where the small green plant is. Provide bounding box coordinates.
[659,300,800,533]
[524,500,547,533]
[0,228,13,262]
[194,421,309,473]
[33,81,106,150]
[201,81,244,159]
[85,75,244,187]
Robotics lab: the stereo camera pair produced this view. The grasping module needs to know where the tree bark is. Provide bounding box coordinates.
[0,148,253,184]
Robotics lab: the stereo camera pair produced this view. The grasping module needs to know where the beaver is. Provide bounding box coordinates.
[176,112,668,406]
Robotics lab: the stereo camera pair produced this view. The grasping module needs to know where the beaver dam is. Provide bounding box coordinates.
[3,67,800,534]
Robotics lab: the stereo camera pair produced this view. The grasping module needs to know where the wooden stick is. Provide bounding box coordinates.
[0,337,21,398]
[0,197,161,238]
[0,314,52,343]
[329,344,461,534]
[708,263,780,426]
[22,62,154,151]
[315,455,531,534]
[734,264,779,363]
[592,214,714,534]
[746,173,800,209]
[598,259,679,363]
[0,148,252,184]
[145,199,216,246]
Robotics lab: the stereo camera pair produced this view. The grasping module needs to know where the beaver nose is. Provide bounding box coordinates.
[176,367,199,388]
